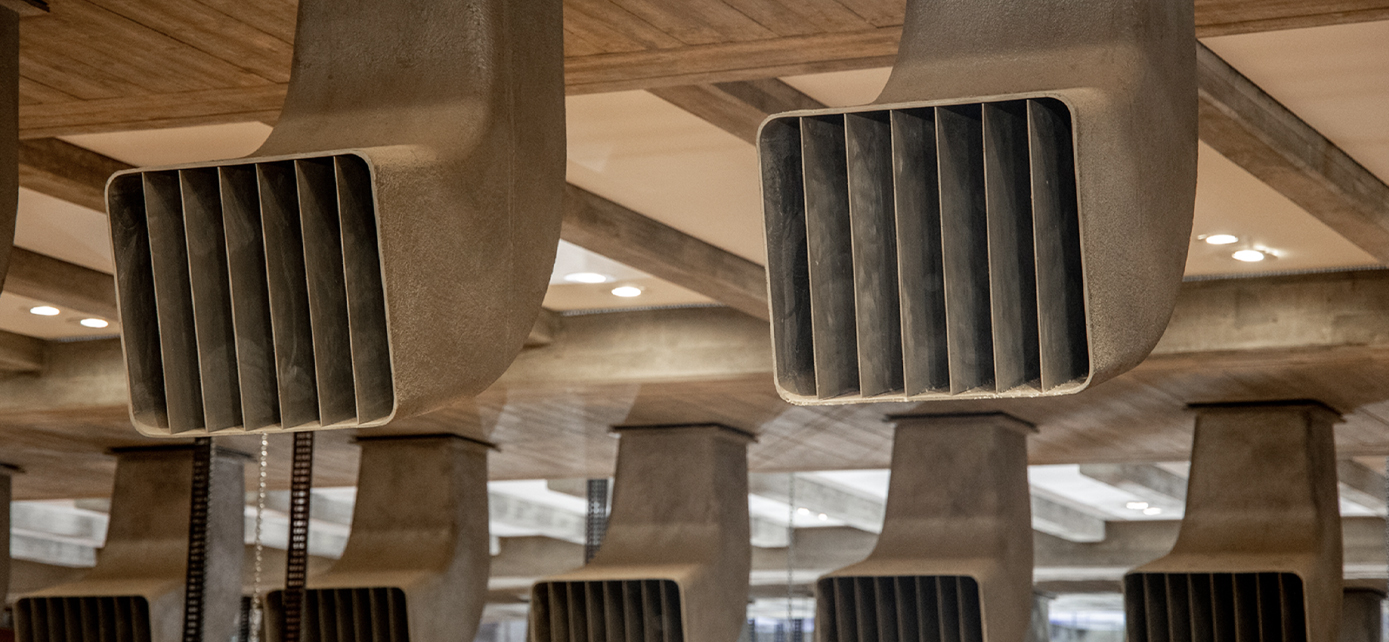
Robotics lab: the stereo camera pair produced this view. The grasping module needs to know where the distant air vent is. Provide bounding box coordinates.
[1125,573,1307,642]
[818,576,983,642]
[268,588,409,642]
[15,596,152,642]
[108,155,393,434]
[531,580,683,642]
[761,98,1087,402]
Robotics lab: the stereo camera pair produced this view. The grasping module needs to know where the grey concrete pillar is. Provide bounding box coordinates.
[817,413,1035,642]
[1028,592,1051,642]
[1341,588,1384,642]
[15,445,246,642]
[532,424,754,642]
[1127,401,1344,642]
[268,434,493,642]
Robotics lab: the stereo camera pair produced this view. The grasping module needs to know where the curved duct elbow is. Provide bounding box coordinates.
[266,435,492,642]
[0,2,42,294]
[530,425,754,642]
[15,446,246,642]
[105,0,566,435]
[817,414,1034,642]
[1125,402,1344,642]
[758,0,1197,404]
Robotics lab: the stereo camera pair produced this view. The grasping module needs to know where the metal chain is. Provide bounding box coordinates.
[249,434,269,642]
[786,472,795,627]
[584,478,610,562]
[182,437,216,642]
[281,431,316,642]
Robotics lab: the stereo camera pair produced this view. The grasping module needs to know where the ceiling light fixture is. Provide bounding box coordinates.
[796,507,811,516]
[1125,501,1149,510]
[1202,234,1239,245]
[563,272,611,284]
[80,318,110,329]
[817,513,828,521]
[1142,507,1162,516]
[1232,249,1266,262]
[29,306,59,316]
[611,285,643,298]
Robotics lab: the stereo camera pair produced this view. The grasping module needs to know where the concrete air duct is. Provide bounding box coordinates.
[15,445,246,642]
[1125,402,1345,642]
[265,435,491,642]
[815,414,1034,642]
[530,425,754,642]
[757,0,1197,404]
[0,1,47,293]
[104,0,565,436]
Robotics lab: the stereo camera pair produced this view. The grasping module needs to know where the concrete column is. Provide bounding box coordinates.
[1341,588,1384,642]
[1028,592,1051,642]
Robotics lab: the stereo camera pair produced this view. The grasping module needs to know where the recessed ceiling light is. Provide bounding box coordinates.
[817,513,828,521]
[80,318,110,329]
[1203,234,1239,245]
[1142,507,1163,515]
[611,285,643,298]
[563,272,611,284]
[796,507,811,516]
[29,306,60,316]
[1232,249,1266,262]
[1125,501,1149,510]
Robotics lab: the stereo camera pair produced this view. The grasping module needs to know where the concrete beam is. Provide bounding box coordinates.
[0,330,44,373]
[561,184,768,320]
[649,80,823,144]
[6,248,118,320]
[487,492,586,544]
[1078,463,1187,511]
[748,473,885,534]
[1338,460,1386,513]
[1197,43,1389,263]
[16,138,128,212]
[8,267,1389,416]
[1030,493,1106,544]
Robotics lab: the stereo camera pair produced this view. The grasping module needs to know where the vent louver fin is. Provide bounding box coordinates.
[533,580,683,642]
[16,597,153,642]
[1124,573,1307,642]
[762,99,1086,402]
[818,577,983,642]
[283,588,408,642]
[108,154,393,433]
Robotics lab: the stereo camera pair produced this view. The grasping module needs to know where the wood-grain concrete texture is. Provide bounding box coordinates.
[2,268,1389,501]
[15,0,1389,137]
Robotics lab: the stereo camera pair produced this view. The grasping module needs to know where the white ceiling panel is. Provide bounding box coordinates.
[1204,21,1389,183]
[15,188,114,273]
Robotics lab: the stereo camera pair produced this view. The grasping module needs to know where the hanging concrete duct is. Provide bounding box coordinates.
[531,425,754,642]
[816,414,1034,642]
[105,0,565,436]
[15,445,246,642]
[264,434,491,642]
[757,0,1197,404]
[1340,589,1383,642]
[1125,402,1344,642]
[0,1,47,292]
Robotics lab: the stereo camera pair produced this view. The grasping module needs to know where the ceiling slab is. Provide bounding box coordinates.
[1204,20,1389,183]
